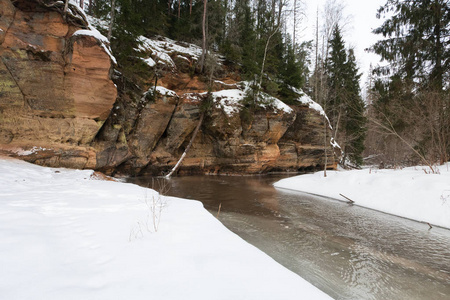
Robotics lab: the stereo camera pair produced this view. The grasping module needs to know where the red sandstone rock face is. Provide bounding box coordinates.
[0,0,116,168]
[120,91,336,176]
[0,0,337,174]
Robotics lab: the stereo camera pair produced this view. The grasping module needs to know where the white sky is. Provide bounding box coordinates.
[298,0,387,88]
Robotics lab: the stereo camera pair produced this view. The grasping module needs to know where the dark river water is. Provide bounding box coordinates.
[126,174,450,300]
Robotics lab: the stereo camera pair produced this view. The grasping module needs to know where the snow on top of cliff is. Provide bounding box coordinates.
[214,80,239,88]
[211,89,246,116]
[258,90,293,114]
[289,86,333,130]
[209,82,293,116]
[289,86,325,115]
[138,36,203,68]
[143,57,156,67]
[155,86,178,97]
[297,94,325,114]
[292,90,339,148]
[72,28,117,65]
[73,27,108,43]
[68,3,116,65]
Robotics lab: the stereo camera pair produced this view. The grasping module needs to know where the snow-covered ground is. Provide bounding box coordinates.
[0,158,331,300]
[274,164,450,229]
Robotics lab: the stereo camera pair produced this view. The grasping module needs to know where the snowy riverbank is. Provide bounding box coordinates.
[274,164,450,229]
[0,158,331,299]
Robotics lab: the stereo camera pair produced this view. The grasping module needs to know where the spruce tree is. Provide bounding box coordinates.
[371,0,450,91]
[370,0,450,165]
[344,49,367,166]
[326,25,347,131]
[327,25,367,167]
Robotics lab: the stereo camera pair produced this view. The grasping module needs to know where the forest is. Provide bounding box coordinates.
[77,0,449,169]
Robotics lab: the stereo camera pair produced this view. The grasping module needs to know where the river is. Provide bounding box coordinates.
[126,174,450,300]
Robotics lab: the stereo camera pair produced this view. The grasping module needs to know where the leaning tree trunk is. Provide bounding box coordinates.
[255,23,281,102]
[165,113,205,178]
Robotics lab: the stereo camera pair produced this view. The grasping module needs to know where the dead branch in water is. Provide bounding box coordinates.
[216,203,222,218]
[339,193,355,204]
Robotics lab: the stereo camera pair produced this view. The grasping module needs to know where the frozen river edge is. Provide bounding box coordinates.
[274,165,450,230]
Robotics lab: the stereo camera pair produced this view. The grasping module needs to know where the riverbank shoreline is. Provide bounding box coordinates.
[274,165,450,230]
[0,158,331,299]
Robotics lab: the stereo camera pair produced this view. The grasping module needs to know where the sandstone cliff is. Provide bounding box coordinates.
[0,0,338,175]
[0,0,116,168]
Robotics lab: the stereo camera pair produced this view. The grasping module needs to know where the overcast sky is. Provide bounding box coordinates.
[298,0,387,87]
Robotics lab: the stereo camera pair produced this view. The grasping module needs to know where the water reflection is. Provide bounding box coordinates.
[127,175,450,300]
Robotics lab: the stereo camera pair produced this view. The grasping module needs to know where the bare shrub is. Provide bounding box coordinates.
[129,178,170,241]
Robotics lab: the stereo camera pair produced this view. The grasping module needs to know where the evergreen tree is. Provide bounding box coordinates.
[326,25,347,130]
[327,25,367,166]
[223,0,257,77]
[371,0,450,91]
[281,39,303,88]
[142,0,170,36]
[369,0,450,165]
[278,39,311,103]
[344,49,367,166]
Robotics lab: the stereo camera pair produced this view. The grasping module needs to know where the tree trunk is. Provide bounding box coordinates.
[107,0,115,41]
[178,0,181,18]
[63,0,69,18]
[199,0,208,72]
[277,0,283,28]
[168,0,173,16]
[190,0,193,15]
[324,116,328,177]
[271,0,276,23]
[88,0,94,15]
[293,0,297,53]
[255,23,281,102]
[432,0,443,91]
[166,113,205,178]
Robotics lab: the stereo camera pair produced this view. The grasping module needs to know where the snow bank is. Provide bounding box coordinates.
[274,164,450,229]
[0,159,331,299]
